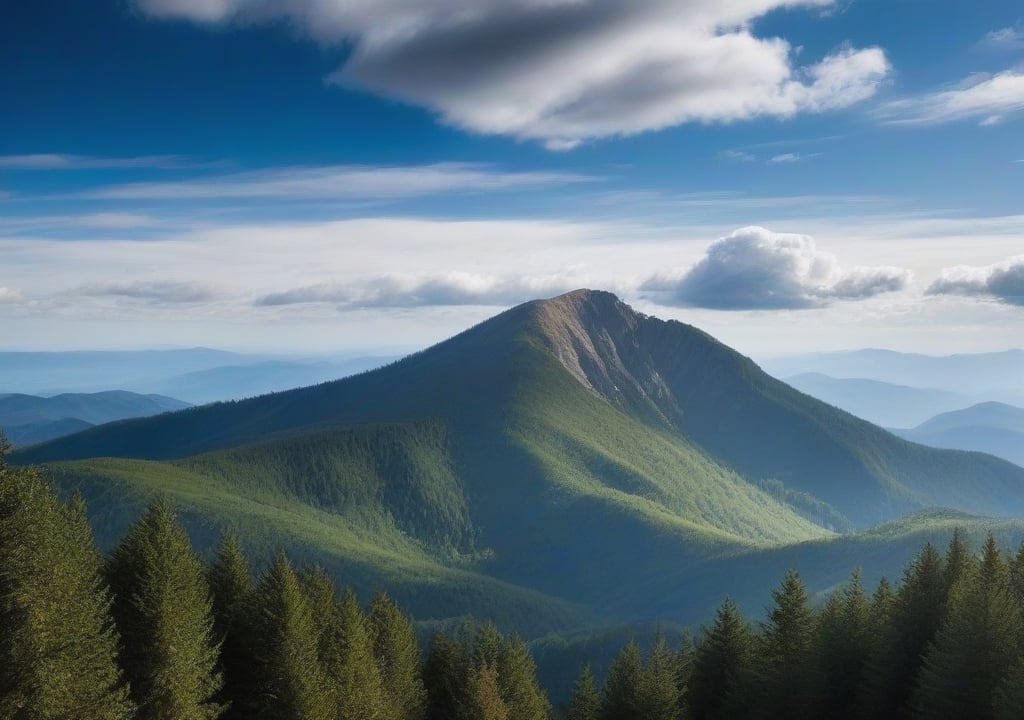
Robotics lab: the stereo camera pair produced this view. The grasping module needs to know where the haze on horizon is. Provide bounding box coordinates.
[3,0,1023,357]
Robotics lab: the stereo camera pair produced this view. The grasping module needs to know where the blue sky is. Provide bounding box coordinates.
[2,0,1023,356]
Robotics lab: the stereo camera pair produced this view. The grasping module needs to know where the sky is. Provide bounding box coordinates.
[2,0,1023,358]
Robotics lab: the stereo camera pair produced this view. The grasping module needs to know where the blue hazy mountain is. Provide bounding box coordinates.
[893,402,1024,468]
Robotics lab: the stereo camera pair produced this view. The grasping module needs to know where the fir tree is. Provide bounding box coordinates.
[911,535,1023,720]
[331,587,387,720]
[816,569,872,720]
[369,591,427,720]
[686,598,754,720]
[105,497,223,720]
[753,569,818,720]
[675,629,696,714]
[0,461,130,720]
[641,630,680,720]
[206,530,252,720]
[993,658,1024,720]
[467,661,509,720]
[599,640,644,720]
[245,552,332,720]
[567,664,600,720]
[859,543,947,719]
[423,631,467,720]
[943,529,974,596]
[498,633,551,720]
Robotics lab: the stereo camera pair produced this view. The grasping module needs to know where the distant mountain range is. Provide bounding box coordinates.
[0,391,190,447]
[0,350,397,404]
[783,373,972,428]
[763,348,1024,397]
[892,402,1024,469]
[11,290,1024,637]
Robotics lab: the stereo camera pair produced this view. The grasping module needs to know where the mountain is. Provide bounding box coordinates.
[13,290,1024,633]
[0,391,190,447]
[892,402,1024,468]
[763,348,1024,397]
[783,373,972,428]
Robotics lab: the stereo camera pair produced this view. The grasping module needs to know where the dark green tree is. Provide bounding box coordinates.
[1008,541,1024,607]
[943,529,974,595]
[993,658,1024,720]
[753,569,818,720]
[675,629,696,714]
[567,664,600,720]
[369,590,427,720]
[423,631,467,720]
[686,598,755,720]
[0,458,130,720]
[206,530,252,720]
[816,569,872,720]
[245,552,331,720]
[105,497,222,720]
[641,630,680,720]
[859,543,947,719]
[911,535,1023,720]
[599,640,644,720]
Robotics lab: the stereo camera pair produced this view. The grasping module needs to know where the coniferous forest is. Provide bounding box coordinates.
[6,448,1024,720]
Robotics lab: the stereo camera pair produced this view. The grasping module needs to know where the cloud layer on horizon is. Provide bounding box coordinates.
[642,226,912,310]
[133,0,889,149]
[927,256,1024,306]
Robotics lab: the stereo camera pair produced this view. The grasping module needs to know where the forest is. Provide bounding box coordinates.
[5,447,1024,720]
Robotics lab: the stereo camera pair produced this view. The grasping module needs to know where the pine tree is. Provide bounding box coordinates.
[105,497,223,720]
[369,590,427,720]
[423,631,467,720]
[498,633,551,720]
[911,535,1023,720]
[753,569,818,720]
[331,587,387,720]
[1008,541,1024,607]
[686,598,754,720]
[245,552,332,720]
[567,664,600,720]
[473,621,503,670]
[0,460,130,720]
[943,529,974,595]
[206,530,252,720]
[993,658,1024,720]
[816,569,872,720]
[599,640,644,720]
[859,543,947,719]
[675,629,696,714]
[641,630,680,720]
[467,661,509,720]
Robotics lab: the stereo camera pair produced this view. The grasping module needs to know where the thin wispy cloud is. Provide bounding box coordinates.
[76,281,222,304]
[979,25,1024,51]
[85,163,596,201]
[768,152,822,164]
[0,154,221,170]
[641,226,912,310]
[256,273,582,309]
[874,70,1024,126]
[720,150,757,162]
[927,256,1024,306]
[134,0,890,150]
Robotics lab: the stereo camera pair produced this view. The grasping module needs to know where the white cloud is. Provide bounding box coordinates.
[0,154,215,170]
[77,281,221,304]
[980,25,1024,50]
[0,287,24,304]
[133,0,890,149]
[927,256,1024,306]
[256,272,581,309]
[641,226,911,309]
[721,150,757,162]
[768,152,821,163]
[86,163,594,200]
[874,70,1024,126]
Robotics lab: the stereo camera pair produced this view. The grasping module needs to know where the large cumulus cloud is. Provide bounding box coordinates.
[926,256,1024,306]
[643,226,911,310]
[133,0,890,149]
